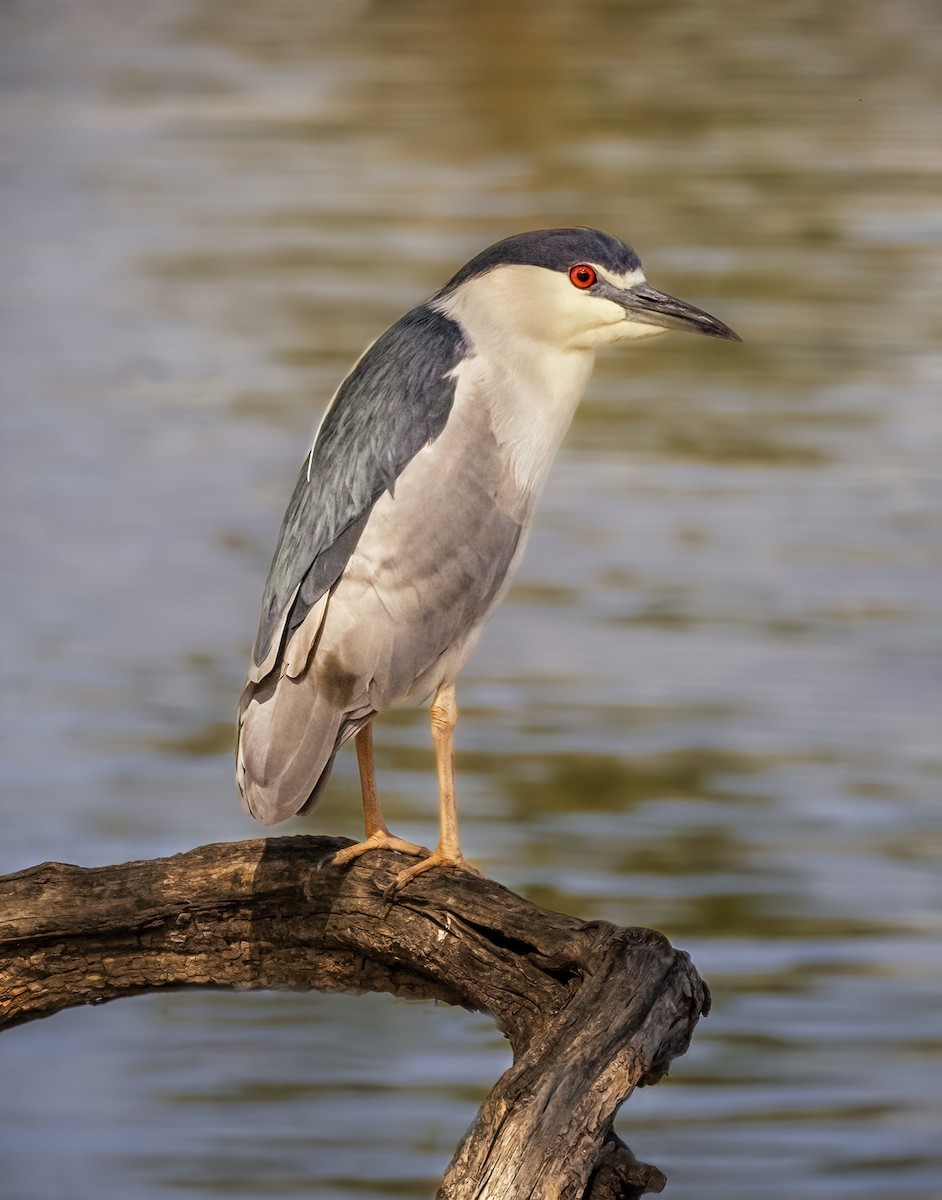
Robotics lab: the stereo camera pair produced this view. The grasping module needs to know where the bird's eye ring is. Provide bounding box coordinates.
[569,264,597,289]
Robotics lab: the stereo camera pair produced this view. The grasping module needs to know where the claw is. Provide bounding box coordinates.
[382,849,481,901]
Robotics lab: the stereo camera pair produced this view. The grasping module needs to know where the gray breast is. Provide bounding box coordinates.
[305,379,527,713]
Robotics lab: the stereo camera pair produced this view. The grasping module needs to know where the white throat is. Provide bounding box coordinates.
[435,276,596,497]
[478,342,593,497]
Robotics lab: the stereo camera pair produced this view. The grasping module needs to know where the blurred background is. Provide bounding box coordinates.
[1,0,940,1197]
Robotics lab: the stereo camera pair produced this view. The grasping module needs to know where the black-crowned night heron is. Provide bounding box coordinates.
[237,228,739,887]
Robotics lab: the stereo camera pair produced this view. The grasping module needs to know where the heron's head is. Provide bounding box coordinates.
[434,227,740,352]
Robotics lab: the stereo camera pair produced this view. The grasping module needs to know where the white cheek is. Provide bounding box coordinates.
[565,295,626,347]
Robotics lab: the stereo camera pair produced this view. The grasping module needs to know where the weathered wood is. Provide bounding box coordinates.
[0,835,708,1199]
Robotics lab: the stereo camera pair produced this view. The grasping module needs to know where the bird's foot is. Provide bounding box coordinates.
[330,831,430,869]
[383,848,481,900]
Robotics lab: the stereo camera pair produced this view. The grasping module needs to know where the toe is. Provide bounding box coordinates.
[331,833,429,869]
[383,850,480,899]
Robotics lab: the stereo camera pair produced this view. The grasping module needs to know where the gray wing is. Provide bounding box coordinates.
[251,303,467,674]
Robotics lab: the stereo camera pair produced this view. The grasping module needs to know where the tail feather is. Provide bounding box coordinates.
[236,671,345,826]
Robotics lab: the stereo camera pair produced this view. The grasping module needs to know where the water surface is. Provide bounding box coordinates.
[1,2,940,1197]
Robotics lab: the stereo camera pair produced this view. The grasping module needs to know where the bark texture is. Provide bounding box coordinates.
[0,835,709,1199]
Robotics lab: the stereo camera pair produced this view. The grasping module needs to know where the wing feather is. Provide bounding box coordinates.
[251,303,467,674]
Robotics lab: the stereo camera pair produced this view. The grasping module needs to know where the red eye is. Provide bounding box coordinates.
[569,263,597,289]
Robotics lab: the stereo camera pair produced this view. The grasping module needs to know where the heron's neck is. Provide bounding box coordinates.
[432,295,595,498]
[481,341,594,498]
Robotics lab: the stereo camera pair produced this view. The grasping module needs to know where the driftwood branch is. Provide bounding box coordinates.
[0,836,709,1199]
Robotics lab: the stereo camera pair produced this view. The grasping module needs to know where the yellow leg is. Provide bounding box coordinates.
[356,721,386,839]
[331,723,430,867]
[389,682,479,891]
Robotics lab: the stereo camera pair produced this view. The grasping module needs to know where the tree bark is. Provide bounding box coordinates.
[0,835,709,1199]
